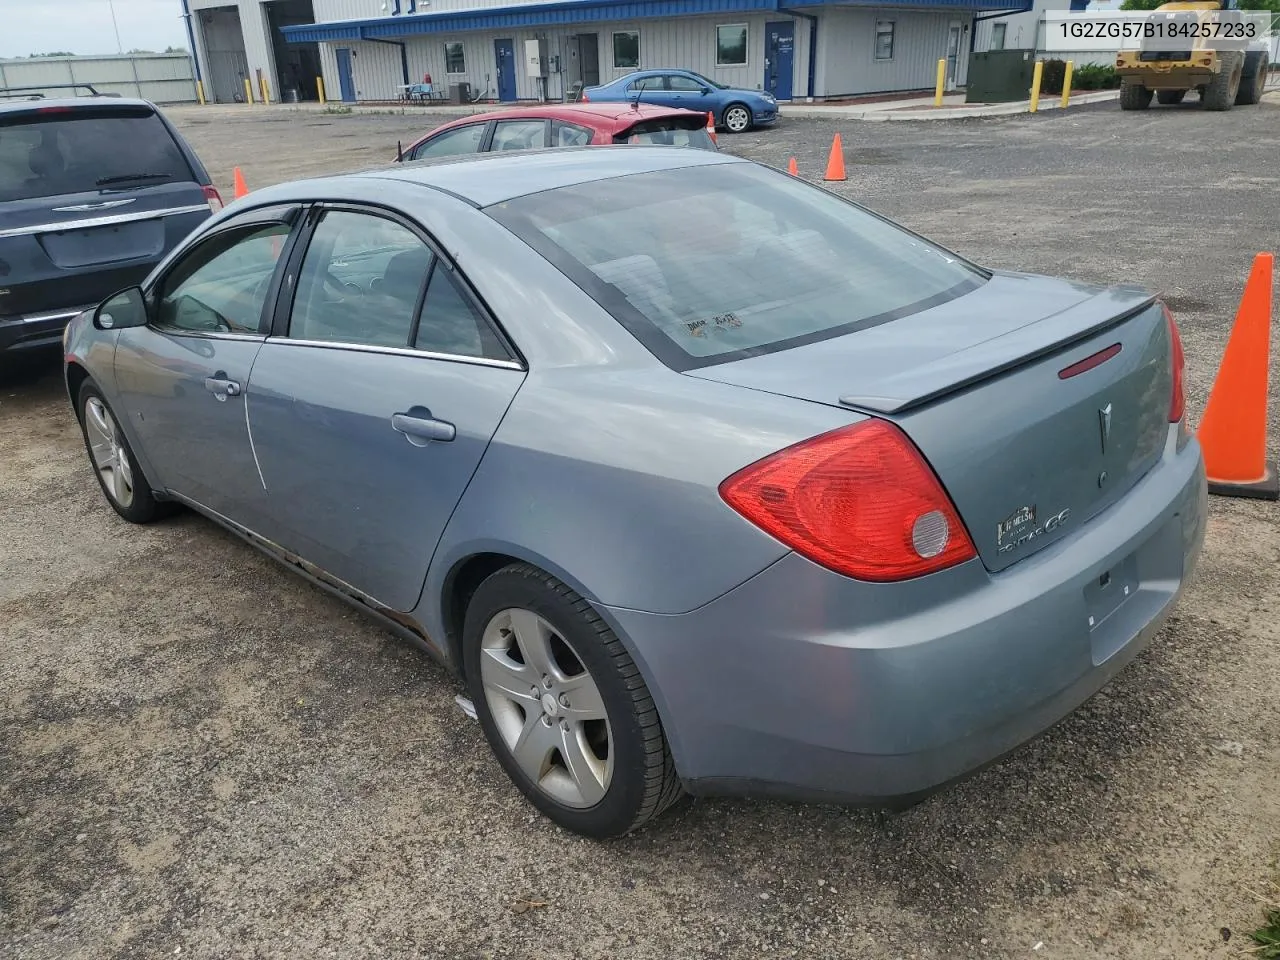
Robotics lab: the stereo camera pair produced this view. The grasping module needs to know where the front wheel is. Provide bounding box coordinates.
[1202,51,1243,111]
[76,381,172,523]
[463,563,683,838]
[722,103,753,133]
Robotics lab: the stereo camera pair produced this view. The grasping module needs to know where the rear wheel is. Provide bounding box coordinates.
[1120,81,1152,110]
[1203,51,1243,111]
[1156,89,1186,105]
[722,103,753,133]
[463,563,683,838]
[1235,51,1267,105]
[76,381,172,524]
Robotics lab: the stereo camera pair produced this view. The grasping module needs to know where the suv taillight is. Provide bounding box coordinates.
[1163,302,1185,423]
[203,185,224,213]
[719,419,977,583]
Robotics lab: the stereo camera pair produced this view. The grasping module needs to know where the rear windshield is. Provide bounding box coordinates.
[0,107,193,203]
[615,118,716,150]
[487,162,986,370]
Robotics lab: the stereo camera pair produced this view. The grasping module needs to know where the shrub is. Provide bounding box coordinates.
[1039,58,1068,95]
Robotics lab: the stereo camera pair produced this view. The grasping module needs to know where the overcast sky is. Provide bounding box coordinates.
[0,0,191,59]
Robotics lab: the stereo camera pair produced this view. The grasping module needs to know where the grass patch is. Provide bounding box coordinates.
[323,105,353,115]
[1248,875,1280,958]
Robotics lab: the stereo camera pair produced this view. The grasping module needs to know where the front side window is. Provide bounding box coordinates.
[612,31,640,69]
[445,42,466,74]
[716,24,748,67]
[667,74,706,92]
[875,21,895,60]
[489,119,547,152]
[488,163,985,370]
[412,122,486,160]
[156,223,291,333]
[627,76,661,93]
[288,210,432,348]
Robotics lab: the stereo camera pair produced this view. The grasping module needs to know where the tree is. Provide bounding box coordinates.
[127,48,155,54]
[28,51,76,57]
[165,46,189,54]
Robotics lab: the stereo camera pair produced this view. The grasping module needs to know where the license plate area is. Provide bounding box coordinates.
[1085,553,1140,661]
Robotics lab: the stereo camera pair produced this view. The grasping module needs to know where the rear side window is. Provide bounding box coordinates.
[488,163,986,370]
[0,107,192,203]
[615,118,715,150]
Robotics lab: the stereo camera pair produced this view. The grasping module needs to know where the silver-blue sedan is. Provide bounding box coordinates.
[63,146,1208,839]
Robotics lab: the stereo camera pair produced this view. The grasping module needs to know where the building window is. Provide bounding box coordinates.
[612,31,640,69]
[990,22,1007,50]
[444,42,465,74]
[874,21,895,60]
[716,24,748,67]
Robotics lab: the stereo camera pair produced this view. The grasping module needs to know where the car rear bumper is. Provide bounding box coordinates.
[598,428,1207,804]
[0,306,92,354]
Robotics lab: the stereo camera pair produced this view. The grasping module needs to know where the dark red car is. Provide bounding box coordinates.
[394,103,717,163]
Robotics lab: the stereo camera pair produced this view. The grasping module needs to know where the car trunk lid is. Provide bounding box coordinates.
[686,272,1175,573]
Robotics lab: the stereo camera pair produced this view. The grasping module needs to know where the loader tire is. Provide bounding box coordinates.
[1203,51,1243,111]
[1120,82,1152,110]
[1236,51,1267,105]
[1156,89,1186,105]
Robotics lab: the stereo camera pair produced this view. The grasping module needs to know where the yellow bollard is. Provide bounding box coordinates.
[1029,60,1044,113]
[196,80,206,106]
[243,76,254,104]
[1061,60,1074,109]
[934,58,946,107]
[260,76,272,104]
[317,76,326,105]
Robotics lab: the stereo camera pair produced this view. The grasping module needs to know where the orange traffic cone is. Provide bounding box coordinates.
[1196,251,1278,500]
[787,157,798,176]
[823,134,846,181]
[706,111,717,145]
[233,167,249,199]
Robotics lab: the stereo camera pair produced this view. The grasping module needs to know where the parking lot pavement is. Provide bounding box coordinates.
[4,101,1280,960]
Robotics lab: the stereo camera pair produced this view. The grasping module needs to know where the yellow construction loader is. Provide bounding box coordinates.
[1115,0,1271,110]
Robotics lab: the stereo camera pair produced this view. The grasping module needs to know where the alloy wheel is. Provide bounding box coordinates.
[479,607,613,808]
[84,397,135,509]
[724,106,751,133]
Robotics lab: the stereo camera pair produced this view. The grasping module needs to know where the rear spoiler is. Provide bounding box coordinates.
[839,280,1160,415]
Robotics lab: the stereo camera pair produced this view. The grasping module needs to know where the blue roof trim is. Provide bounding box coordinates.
[282,0,1021,42]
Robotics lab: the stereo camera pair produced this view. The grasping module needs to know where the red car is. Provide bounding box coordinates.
[394,103,716,163]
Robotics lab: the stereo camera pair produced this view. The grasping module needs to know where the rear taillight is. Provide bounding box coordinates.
[719,419,977,583]
[203,185,224,213]
[1163,302,1185,423]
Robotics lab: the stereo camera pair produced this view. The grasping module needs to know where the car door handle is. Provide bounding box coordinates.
[204,376,241,399]
[391,410,456,445]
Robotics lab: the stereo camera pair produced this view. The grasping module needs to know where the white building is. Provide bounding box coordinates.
[185,0,1029,105]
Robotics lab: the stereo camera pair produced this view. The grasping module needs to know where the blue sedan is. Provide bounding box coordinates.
[582,69,777,133]
[64,147,1205,839]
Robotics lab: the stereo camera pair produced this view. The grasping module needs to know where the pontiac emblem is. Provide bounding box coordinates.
[1098,403,1112,454]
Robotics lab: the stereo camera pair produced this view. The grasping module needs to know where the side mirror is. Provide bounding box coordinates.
[701,87,712,95]
[94,286,149,331]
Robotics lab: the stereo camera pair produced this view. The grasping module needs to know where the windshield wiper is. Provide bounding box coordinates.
[95,173,172,186]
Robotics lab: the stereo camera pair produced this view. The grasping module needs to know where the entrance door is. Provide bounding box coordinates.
[495,39,517,102]
[764,21,795,101]
[945,23,963,91]
[335,47,356,102]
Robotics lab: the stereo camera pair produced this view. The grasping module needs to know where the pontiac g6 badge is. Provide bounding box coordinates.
[997,504,1071,554]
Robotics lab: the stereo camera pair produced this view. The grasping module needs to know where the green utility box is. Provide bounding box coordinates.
[966,49,1037,103]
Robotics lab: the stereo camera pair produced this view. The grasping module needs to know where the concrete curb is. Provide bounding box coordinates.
[780,89,1120,122]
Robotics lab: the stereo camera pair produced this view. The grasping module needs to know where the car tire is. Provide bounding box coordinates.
[722,103,753,133]
[1119,81,1152,110]
[1202,50,1243,111]
[462,562,683,839]
[1156,89,1186,105]
[76,380,173,524]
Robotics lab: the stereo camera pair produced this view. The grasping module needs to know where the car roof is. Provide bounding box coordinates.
[360,144,741,207]
[417,102,706,137]
[0,95,156,116]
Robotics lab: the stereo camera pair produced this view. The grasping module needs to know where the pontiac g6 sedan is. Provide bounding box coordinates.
[64,147,1207,839]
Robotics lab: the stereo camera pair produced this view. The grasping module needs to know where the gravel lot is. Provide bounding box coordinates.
[3,99,1280,960]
